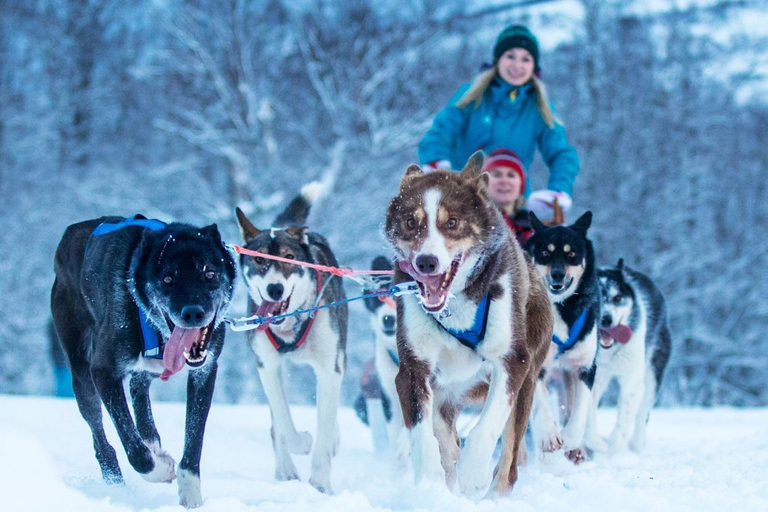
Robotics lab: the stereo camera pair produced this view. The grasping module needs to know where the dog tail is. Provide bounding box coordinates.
[272,181,325,228]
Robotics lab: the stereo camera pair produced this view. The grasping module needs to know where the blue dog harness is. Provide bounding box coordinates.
[552,308,589,357]
[87,214,167,359]
[433,293,492,351]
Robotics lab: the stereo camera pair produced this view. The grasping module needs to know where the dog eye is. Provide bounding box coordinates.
[254,257,264,265]
[446,218,458,229]
[406,218,416,229]
[204,270,216,280]
[612,295,622,304]
[568,251,576,259]
[163,275,173,284]
[284,254,295,260]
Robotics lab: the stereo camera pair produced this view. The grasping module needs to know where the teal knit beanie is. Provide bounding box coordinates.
[493,24,540,72]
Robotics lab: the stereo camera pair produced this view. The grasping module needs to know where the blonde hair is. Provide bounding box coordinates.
[456,66,555,129]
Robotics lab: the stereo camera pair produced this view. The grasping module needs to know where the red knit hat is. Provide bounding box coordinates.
[482,148,526,192]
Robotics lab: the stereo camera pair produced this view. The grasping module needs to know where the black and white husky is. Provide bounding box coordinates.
[527,211,600,464]
[584,259,672,453]
[235,183,346,493]
[51,216,236,508]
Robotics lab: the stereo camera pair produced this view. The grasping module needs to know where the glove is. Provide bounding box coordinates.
[424,160,451,172]
[527,190,572,220]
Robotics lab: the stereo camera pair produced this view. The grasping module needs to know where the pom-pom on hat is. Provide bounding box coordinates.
[493,24,540,72]
[482,148,526,193]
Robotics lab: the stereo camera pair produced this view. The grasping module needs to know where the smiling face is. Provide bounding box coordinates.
[487,166,522,213]
[385,156,498,313]
[497,47,535,86]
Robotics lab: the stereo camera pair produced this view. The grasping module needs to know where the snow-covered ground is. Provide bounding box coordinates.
[2,395,766,512]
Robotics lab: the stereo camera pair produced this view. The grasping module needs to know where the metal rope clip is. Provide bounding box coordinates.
[389,281,420,297]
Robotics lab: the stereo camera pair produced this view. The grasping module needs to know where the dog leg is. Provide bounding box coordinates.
[381,373,408,463]
[176,361,219,508]
[561,366,595,464]
[259,363,301,482]
[609,370,644,454]
[584,368,610,452]
[432,397,460,491]
[309,367,342,494]
[532,379,562,453]
[92,367,176,482]
[129,372,161,447]
[457,361,513,495]
[630,368,658,453]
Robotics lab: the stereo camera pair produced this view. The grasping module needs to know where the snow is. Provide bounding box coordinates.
[2,395,766,512]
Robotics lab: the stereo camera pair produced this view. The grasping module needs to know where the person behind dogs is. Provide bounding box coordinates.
[419,24,579,220]
[482,148,533,245]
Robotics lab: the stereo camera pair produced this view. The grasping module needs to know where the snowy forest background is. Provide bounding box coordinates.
[1,0,766,407]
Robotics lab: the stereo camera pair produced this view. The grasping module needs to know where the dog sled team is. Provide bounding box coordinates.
[49,23,671,508]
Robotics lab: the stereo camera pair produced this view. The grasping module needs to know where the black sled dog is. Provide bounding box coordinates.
[527,211,600,464]
[385,153,552,497]
[235,183,347,493]
[51,215,236,508]
[583,258,672,453]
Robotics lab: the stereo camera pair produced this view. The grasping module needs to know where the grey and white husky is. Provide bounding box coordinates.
[584,259,672,454]
[235,183,346,493]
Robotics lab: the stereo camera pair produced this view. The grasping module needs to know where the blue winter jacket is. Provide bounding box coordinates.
[418,79,580,196]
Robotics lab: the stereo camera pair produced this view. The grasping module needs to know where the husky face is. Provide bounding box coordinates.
[528,211,593,302]
[597,259,636,348]
[385,154,499,313]
[133,224,236,369]
[364,256,398,339]
[236,210,316,325]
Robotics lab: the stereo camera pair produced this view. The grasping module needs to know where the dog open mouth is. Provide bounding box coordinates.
[160,317,214,381]
[548,276,573,295]
[254,295,292,332]
[400,254,462,313]
[599,324,633,348]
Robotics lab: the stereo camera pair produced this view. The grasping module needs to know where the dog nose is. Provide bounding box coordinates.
[266,283,284,301]
[601,315,612,328]
[415,254,439,275]
[181,305,205,324]
[550,268,566,282]
[382,315,396,330]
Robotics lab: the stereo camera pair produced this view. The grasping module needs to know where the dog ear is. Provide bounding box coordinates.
[528,211,547,233]
[399,164,424,191]
[236,207,260,241]
[616,258,625,274]
[199,223,222,243]
[371,255,393,272]
[474,172,490,195]
[459,150,484,180]
[285,226,309,245]
[570,211,593,234]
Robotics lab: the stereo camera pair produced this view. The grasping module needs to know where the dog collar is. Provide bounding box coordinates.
[432,293,491,351]
[553,308,589,357]
[87,214,167,359]
[264,272,323,353]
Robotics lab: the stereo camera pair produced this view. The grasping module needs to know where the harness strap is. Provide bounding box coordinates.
[387,348,399,366]
[433,293,491,351]
[264,271,323,353]
[87,214,167,359]
[553,308,589,356]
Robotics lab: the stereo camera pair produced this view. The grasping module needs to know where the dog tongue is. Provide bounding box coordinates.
[255,300,279,332]
[603,324,633,344]
[160,327,202,381]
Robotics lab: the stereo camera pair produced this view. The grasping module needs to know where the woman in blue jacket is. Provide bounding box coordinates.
[419,24,579,218]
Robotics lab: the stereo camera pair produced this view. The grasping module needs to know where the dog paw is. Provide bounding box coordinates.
[564,447,588,465]
[275,461,300,482]
[177,468,203,509]
[540,430,563,453]
[141,446,176,483]
[287,431,313,455]
[457,442,491,495]
[309,476,333,494]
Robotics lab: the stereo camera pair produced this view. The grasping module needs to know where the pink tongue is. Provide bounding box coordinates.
[255,300,279,332]
[605,324,633,344]
[160,326,202,381]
